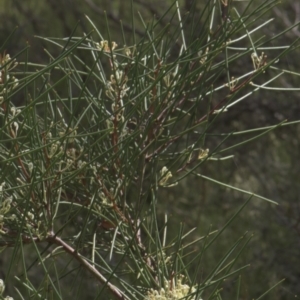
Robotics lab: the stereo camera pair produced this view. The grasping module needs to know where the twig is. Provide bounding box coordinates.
[47,233,129,300]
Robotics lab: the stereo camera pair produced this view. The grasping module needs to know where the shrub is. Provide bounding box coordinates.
[0,1,298,299]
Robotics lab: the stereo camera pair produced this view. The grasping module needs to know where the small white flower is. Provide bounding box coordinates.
[159,167,177,187]
[0,279,5,295]
[198,148,209,160]
[10,121,19,136]
[28,162,33,174]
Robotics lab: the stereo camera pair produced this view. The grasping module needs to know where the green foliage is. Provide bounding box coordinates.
[0,0,299,299]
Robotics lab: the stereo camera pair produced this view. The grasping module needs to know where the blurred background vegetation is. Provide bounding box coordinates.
[0,0,299,299]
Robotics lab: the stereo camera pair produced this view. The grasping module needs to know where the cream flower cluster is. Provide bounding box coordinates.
[0,279,14,299]
[0,53,18,104]
[146,276,200,300]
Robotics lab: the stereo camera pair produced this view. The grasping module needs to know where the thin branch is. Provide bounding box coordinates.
[47,233,129,300]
